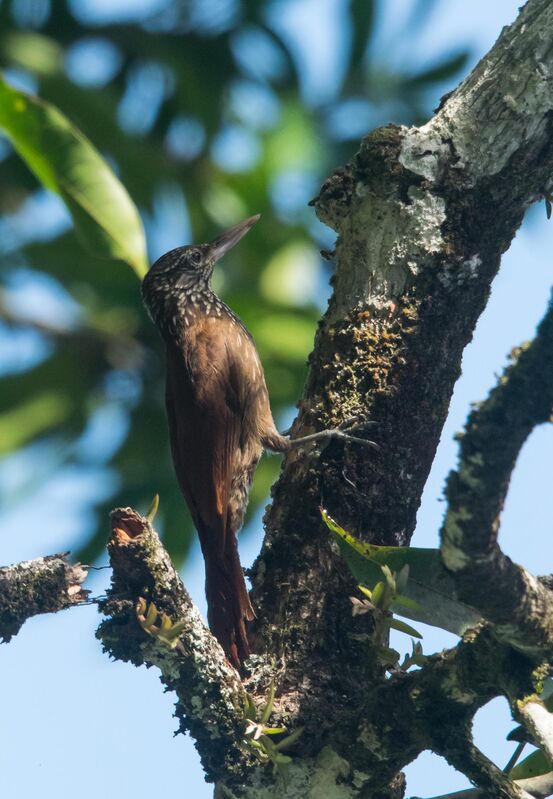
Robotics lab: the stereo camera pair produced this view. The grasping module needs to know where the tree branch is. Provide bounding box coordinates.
[518,701,553,763]
[344,625,536,793]
[438,733,532,799]
[252,0,553,703]
[0,553,88,641]
[442,297,553,556]
[96,507,252,784]
[441,299,553,658]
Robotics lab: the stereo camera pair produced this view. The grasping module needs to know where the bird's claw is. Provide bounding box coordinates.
[329,429,381,450]
[338,416,377,434]
[288,426,380,451]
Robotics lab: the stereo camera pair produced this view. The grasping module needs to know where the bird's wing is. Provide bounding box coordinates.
[164,315,261,555]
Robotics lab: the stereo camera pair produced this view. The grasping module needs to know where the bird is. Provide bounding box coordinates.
[142,215,291,668]
[142,215,377,669]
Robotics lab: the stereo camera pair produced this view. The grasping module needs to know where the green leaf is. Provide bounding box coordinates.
[275,726,305,751]
[145,494,160,523]
[393,594,424,613]
[387,617,423,639]
[380,563,394,587]
[0,75,148,277]
[2,31,63,76]
[322,509,481,635]
[358,584,372,600]
[260,682,276,725]
[371,581,385,607]
[396,564,410,593]
[243,694,257,722]
[509,749,552,780]
[265,103,320,173]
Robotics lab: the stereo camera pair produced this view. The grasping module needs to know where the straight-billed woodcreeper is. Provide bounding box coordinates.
[142,216,290,668]
[142,215,374,668]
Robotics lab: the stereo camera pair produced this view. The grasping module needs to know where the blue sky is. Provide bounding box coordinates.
[1,1,550,797]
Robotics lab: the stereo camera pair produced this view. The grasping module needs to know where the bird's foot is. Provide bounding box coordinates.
[280,415,375,438]
[288,418,379,451]
[337,415,378,433]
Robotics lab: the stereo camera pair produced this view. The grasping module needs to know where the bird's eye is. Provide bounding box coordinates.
[189,249,202,267]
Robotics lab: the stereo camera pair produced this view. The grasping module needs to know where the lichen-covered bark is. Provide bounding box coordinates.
[96,503,541,797]
[97,508,251,782]
[240,0,553,793]
[250,0,553,720]
[0,554,88,641]
[98,512,543,799]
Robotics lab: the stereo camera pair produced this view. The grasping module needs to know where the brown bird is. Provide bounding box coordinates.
[142,215,375,668]
[142,215,290,668]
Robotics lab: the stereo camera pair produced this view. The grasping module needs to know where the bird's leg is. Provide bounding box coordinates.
[336,416,378,433]
[288,417,379,450]
[288,428,380,450]
[264,418,379,453]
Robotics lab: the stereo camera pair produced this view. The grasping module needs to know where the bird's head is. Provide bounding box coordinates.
[142,214,260,314]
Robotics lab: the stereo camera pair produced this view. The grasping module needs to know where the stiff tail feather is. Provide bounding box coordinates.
[204,533,254,669]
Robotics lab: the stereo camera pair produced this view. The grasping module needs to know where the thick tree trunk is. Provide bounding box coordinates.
[242,0,553,793]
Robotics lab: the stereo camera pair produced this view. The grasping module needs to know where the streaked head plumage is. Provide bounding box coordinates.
[141,214,260,331]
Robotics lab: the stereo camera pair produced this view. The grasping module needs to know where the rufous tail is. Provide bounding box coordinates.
[204,533,254,669]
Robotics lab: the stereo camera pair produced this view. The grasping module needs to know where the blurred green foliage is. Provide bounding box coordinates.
[0,75,148,274]
[0,0,468,565]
